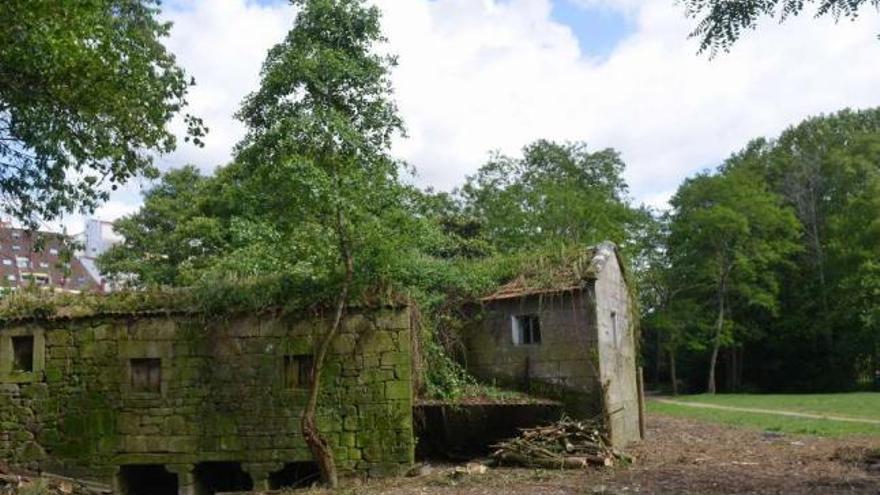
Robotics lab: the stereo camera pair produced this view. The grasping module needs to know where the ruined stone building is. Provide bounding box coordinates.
[464,242,642,446]
[0,303,414,494]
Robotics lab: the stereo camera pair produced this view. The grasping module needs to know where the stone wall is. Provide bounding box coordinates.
[463,291,603,417]
[594,253,640,446]
[0,306,414,492]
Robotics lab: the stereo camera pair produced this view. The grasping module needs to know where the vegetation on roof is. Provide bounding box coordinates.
[482,243,623,300]
[0,275,408,323]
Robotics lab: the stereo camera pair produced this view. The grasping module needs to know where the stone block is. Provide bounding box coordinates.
[384,381,410,401]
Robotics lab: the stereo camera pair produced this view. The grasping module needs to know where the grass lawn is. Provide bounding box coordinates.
[648,392,880,437]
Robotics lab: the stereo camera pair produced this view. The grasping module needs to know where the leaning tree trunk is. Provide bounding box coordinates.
[301,214,354,488]
[669,349,679,396]
[707,290,725,395]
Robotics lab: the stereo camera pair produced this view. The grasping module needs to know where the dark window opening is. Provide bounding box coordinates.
[117,465,178,495]
[194,462,253,495]
[284,355,314,389]
[131,358,161,393]
[514,314,541,345]
[12,336,34,372]
[268,462,321,490]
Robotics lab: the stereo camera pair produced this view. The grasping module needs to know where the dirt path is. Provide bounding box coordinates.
[654,398,880,425]
[299,414,880,495]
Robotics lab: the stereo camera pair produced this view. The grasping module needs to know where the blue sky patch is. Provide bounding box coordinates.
[550,0,634,59]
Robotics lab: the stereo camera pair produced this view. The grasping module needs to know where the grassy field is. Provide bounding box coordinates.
[648,392,880,437]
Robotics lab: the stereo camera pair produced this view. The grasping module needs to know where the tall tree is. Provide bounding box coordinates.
[0,0,205,225]
[234,0,404,486]
[668,167,800,394]
[682,0,879,54]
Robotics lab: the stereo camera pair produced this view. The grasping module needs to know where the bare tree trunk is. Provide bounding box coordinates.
[655,329,663,386]
[669,349,679,396]
[301,211,354,488]
[707,286,725,395]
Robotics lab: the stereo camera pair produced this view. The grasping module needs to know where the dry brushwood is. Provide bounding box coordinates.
[0,470,111,495]
[491,416,632,469]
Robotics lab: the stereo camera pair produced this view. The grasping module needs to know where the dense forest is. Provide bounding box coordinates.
[644,110,880,394]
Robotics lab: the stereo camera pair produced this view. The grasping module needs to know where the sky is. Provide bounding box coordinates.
[63,0,880,232]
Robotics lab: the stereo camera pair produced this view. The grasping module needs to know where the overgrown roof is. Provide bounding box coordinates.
[481,241,623,302]
[0,276,408,324]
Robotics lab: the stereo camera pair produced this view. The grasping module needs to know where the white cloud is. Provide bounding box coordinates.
[378,0,880,208]
[91,0,880,225]
[157,0,297,173]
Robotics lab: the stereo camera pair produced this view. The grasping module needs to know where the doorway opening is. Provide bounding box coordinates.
[194,462,253,495]
[117,465,178,495]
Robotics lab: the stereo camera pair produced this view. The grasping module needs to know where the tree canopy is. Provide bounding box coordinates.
[646,108,880,394]
[682,0,880,53]
[666,166,801,393]
[0,0,204,225]
[460,140,647,255]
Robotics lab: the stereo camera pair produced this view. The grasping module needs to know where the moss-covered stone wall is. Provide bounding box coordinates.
[0,307,414,489]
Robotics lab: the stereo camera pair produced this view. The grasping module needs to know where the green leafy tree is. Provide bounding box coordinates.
[406,187,495,260]
[668,167,800,394]
[0,1,205,225]
[460,140,638,253]
[97,166,230,286]
[682,0,880,54]
[746,109,880,389]
[234,0,404,485]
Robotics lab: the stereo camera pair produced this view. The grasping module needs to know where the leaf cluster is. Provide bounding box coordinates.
[0,1,205,226]
[683,0,880,55]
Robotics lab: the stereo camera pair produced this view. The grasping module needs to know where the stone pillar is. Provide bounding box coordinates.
[243,462,282,493]
[166,464,196,495]
[112,466,124,495]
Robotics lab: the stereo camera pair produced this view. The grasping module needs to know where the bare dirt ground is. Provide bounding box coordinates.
[322,414,880,495]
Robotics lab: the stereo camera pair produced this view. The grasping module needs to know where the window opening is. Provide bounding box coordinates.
[512,314,542,345]
[284,355,314,389]
[131,358,161,393]
[12,336,34,372]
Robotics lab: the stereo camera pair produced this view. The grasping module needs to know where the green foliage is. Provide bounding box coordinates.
[682,0,880,55]
[0,274,384,325]
[98,166,229,286]
[460,140,641,254]
[233,0,409,301]
[669,166,800,317]
[0,0,205,225]
[649,108,880,394]
[665,165,800,392]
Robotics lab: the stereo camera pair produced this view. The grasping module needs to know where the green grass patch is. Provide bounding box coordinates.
[649,394,880,437]
[668,393,880,420]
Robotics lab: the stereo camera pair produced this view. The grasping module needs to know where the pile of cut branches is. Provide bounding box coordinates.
[491,417,631,469]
